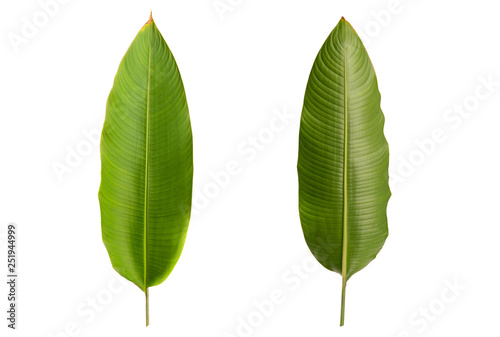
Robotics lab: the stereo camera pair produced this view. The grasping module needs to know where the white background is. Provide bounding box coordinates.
[1,0,499,336]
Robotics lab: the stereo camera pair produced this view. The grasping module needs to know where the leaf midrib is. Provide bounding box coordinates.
[143,37,152,292]
[341,33,348,283]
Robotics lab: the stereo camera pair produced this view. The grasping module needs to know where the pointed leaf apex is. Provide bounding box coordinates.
[141,11,154,30]
[339,17,357,33]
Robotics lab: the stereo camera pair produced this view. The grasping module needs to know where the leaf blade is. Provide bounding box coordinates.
[99,18,193,293]
[297,17,390,323]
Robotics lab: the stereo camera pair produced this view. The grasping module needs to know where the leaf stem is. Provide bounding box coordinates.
[146,288,150,327]
[340,277,346,326]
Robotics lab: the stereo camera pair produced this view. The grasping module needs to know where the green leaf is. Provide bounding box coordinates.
[297,17,390,326]
[98,13,193,326]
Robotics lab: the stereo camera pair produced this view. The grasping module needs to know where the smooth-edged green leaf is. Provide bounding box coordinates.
[98,14,193,325]
[297,17,390,325]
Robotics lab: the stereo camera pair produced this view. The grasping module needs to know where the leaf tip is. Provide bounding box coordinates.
[142,11,154,29]
[339,16,357,34]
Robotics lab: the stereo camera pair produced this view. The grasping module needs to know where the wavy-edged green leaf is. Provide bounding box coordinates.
[297,17,390,326]
[98,14,193,326]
